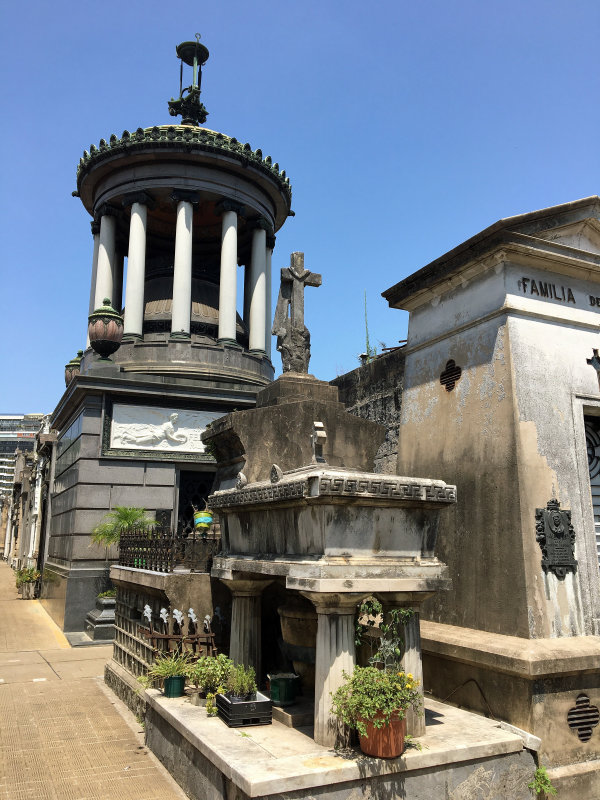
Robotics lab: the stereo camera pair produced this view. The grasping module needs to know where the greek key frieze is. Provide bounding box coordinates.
[208,479,307,509]
[318,476,455,503]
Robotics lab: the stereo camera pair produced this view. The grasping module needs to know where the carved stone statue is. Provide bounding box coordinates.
[271,252,321,373]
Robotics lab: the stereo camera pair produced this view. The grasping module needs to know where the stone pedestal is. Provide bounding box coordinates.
[84,596,116,640]
[222,578,273,677]
[302,592,368,747]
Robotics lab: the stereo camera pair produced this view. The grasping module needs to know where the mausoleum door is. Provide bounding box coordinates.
[177,470,215,535]
[585,416,600,568]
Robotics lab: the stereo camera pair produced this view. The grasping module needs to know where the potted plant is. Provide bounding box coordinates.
[15,567,40,599]
[226,663,258,701]
[216,663,272,727]
[331,665,421,757]
[186,654,233,706]
[146,651,190,698]
[331,600,422,758]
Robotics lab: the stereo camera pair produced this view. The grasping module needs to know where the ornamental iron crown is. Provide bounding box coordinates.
[168,34,209,126]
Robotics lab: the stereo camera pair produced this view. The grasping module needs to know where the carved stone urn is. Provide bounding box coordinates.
[88,298,124,360]
[64,350,84,386]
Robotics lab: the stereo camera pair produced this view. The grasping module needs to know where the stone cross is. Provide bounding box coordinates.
[272,252,322,373]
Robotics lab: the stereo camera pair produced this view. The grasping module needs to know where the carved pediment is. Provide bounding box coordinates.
[530,218,600,256]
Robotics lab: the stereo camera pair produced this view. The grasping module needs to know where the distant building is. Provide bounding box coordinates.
[0,414,45,496]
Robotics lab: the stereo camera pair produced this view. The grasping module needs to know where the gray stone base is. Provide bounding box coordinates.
[138,689,536,800]
[105,658,147,721]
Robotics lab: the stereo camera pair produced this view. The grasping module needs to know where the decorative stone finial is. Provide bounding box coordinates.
[168,35,210,126]
[88,299,124,361]
[64,350,84,386]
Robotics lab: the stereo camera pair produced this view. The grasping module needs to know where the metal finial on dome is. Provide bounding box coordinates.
[168,36,210,126]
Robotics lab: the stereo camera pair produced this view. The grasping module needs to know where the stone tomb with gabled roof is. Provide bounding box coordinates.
[382,196,600,799]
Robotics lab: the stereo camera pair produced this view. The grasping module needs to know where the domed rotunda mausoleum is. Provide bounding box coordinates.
[76,36,292,386]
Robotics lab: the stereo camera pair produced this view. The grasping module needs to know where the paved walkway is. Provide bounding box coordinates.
[0,561,187,800]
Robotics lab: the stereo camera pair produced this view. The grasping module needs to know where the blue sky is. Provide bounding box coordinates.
[1,0,599,413]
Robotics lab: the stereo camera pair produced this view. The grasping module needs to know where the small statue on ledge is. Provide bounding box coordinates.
[272,252,322,373]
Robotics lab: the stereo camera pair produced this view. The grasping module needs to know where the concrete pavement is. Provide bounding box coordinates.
[0,561,187,800]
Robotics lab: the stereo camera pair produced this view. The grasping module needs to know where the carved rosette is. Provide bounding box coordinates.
[64,350,84,386]
[88,298,124,360]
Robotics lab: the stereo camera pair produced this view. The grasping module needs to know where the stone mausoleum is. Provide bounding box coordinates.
[42,37,293,634]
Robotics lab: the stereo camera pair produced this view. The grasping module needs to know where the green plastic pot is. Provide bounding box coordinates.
[163,676,186,698]
[268,673,299,707]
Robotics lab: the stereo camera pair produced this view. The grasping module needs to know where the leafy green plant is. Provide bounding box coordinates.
[146,651,190,681]
[528,765,557,797]
[330,666,421,738]
[186,654,233,693]
[356,598,414,671]
[226,663,257,698]
[91,506,156,550]
[97,588,116,598]
[205,691,218,716]
[15,567,40,588]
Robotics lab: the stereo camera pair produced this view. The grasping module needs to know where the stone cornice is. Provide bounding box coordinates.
[208,467,456,510]
[76,125,292,207]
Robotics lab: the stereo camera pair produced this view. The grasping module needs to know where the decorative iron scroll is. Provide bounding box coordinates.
[535,499,577,579]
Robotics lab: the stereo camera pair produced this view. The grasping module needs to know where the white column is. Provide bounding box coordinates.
[223,579,272,677]
[87,221,100,346]
[171,198,194,338]
[265,236,274,359]
[94,211,116,310]
[123,201,148,338]
[249,224,267,352]
[113,252,124,312]
[303,592,366,747]
[218,206,239,344]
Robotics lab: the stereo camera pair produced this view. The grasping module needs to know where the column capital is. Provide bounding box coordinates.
[215,198,245,217]
[249,217,273,234]
[90,220,100,236]
[122,190,155,210]
[171,188,200,206]
[96,202,120,219]
[266,234,276,250]
[301,591,368,615]
[221,577,274,597]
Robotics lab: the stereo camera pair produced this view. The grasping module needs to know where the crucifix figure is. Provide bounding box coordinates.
[272,252,322,373]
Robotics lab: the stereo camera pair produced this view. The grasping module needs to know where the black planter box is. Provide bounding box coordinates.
[216,692,272,727]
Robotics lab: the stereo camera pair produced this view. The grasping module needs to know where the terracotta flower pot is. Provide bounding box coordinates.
[358,712,406,758]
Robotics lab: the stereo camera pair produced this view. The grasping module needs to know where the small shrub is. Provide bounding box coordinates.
[15,567,40,589]
[97,588,116,598]
[226,663,257,698]
[146,651,190,681]
[528,765,557,797]
[186,654,233,693]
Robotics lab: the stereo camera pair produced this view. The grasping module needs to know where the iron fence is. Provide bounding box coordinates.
[118,525,221,573]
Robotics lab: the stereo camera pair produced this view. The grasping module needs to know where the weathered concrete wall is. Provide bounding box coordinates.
[331,348,405,474]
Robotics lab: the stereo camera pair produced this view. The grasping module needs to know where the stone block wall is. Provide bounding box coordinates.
[330,348,405,473]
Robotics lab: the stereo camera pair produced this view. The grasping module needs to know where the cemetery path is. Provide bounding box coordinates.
[0,561,187,800]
